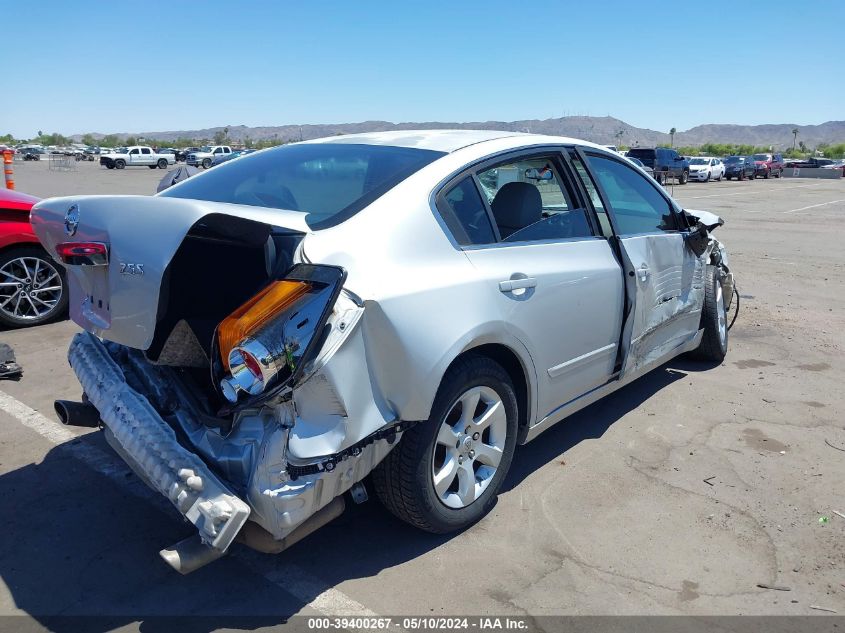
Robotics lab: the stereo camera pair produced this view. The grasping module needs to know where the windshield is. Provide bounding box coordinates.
[689,158,708,165]
[198,146,212,153]
[753,154,771,161]
[161,143,445,229]
[725,156,743,163]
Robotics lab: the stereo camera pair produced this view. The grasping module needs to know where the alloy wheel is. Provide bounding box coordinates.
[0,256,64,322]
[431,386,507,509]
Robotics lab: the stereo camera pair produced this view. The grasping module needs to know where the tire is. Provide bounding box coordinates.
[775,169,782,178]
[157,159,168,169]
[148,165,157,169]
[656,172,666,185]
[115,159,125,169]
[373,354,519,534]
[0,247,68,328]
[763,169,769,179]
[679,170,688,185]
[106,163,114,169]
[688,264,728,362]
[716,172,722,181]
[725,175,731,180]
[705,172,711,182]
[202,158,212,169]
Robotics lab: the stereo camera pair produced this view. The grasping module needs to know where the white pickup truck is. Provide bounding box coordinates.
[99,146,177,170]
[186,145,232,169]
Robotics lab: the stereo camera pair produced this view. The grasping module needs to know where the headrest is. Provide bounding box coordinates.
[491,182,542,237]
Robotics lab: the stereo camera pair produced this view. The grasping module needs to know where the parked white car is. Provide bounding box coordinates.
[99,146,176,170]
[186,145,233,168]
[32,131,735,573]
[688,157,725,182]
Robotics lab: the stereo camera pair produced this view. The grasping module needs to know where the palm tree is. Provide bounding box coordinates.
[669,127,677,147]
[616,129,625,147]
[792,128,799,151]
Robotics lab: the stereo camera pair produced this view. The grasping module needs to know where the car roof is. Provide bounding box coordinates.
[303,129,608,154]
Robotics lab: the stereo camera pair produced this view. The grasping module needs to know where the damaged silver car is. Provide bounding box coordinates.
[31,131,735,573]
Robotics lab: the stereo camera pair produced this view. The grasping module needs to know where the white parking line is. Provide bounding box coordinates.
[678,183,825,200]
[781,199,845,214]
[0,388,377,618]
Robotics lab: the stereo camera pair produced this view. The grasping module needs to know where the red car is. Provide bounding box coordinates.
[0,188,67,327]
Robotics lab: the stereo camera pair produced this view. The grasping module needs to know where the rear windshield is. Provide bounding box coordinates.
[162,143,445,229]
[689,158,707,165]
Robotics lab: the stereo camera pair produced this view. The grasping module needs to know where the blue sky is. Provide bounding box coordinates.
[4,1,843,138]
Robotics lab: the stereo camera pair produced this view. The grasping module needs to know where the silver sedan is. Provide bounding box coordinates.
[32,130,735,573]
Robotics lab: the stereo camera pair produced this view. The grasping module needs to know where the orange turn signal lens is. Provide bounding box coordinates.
[217,280,310,365]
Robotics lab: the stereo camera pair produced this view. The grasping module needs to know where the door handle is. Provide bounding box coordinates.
[637,265,651,282]
[499,277,537,293]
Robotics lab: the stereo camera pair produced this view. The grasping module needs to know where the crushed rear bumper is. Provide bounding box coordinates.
[68,331,251,553]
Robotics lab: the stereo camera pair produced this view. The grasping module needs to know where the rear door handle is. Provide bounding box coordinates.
[499,277,537,293]
[637,265,651,282]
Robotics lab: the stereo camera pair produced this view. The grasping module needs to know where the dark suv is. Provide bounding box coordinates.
[626,148,689,184]
[724,156,756,180]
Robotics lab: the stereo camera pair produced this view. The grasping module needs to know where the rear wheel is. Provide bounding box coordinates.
[157,159,168,169]
[688,265,728,362]
[373,355,518,533]
[0,247,68,328]
[115,159,125,169]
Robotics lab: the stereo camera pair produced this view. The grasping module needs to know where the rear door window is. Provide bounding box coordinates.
[440,177,496,245]
[476,156,593,242]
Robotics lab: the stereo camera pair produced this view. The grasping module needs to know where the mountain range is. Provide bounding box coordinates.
[73,116,845,149]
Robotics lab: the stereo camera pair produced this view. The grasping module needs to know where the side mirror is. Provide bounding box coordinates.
[675,156,684,161]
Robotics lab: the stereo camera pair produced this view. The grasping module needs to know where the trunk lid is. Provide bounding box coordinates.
[31,195,310,350]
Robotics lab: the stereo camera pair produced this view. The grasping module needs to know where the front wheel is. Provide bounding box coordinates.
[373,355,519,533]
[202,158,212,169]
[0,247,68,328]
[689,264,728,362]
[679,170,688,184]
[148,165,157,169]
[716,173,722,181]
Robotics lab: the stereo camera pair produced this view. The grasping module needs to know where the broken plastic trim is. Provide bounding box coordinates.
[286,419,414,479]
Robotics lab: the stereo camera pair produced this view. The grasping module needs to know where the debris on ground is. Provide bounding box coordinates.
[832,510,845,520]
[818,516,830,525]
[703,476,716,486]
[825,439,845,452]
[0,343,22,380]
[809,605,838,613]
[757,583,791,591]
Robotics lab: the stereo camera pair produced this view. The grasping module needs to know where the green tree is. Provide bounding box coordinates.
[125,136,138,146]
[81,133,97,146]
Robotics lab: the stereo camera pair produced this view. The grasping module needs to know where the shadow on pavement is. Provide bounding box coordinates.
[0,362,690,630]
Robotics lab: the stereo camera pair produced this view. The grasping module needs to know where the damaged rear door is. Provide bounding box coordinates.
[578,150,704,376]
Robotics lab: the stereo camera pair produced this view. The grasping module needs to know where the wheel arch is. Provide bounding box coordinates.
[445,341,534,443]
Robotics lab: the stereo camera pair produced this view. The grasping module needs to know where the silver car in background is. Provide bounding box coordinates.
[31,131,734,573]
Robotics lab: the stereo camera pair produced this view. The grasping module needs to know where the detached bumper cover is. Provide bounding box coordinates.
[68,331,250,552]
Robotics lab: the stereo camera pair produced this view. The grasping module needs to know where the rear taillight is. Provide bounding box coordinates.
[215,265,346,405]
[55,242,109,266]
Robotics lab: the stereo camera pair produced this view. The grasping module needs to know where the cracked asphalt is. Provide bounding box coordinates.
[0,161,843,623]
